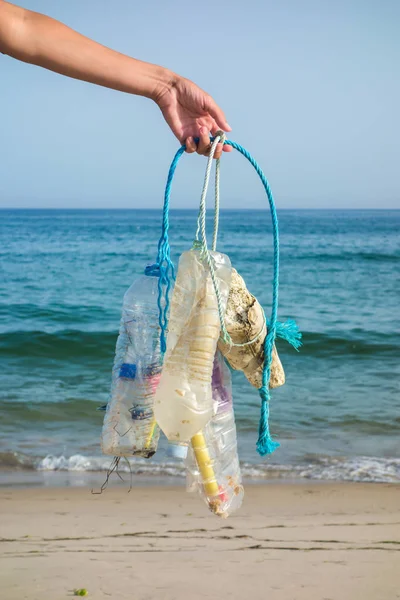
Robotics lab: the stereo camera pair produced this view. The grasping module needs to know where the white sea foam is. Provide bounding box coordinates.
[35,453,400,483]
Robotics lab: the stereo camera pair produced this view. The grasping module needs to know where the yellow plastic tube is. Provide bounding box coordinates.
[190,431,219,497]
[144,419,157,449]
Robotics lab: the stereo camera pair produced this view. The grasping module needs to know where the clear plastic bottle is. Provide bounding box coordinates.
[101,267,163,458]
[185,351,244,517]
[154,248,232,442]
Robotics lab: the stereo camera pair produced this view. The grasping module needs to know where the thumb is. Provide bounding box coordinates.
[204,95,231,132]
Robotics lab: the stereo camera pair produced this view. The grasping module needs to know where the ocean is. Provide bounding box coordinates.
[0,209,399,486]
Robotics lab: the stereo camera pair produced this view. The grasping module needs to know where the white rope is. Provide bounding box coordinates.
[193,134,269,349]
[212,152,222,252]
[195,136,220,241]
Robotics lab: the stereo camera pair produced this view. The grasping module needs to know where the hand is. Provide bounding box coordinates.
[155,75,233,159]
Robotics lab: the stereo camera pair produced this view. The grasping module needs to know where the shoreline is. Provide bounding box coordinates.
[1,452,399,488]
[2,467,397,490]
[1,465,399,489]
[1,482,399,600]
[0,468,322,490]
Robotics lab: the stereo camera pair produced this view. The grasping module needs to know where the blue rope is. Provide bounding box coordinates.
[155,137,295,456]
[224,139,280,456]
[152,146,184,353]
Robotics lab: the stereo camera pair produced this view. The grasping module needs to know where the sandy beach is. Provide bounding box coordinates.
[0,482,399,600]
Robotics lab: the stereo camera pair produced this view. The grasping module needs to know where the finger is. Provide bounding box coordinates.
[214,142,223,160]
[205,95,231,132]
[197,127,212,155]
[185,136,196,153]
[210,127,230,158]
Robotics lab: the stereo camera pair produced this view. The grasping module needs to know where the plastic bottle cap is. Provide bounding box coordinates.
[167,443,188,460]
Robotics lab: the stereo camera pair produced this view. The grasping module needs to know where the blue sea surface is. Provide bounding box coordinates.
[0,209,399,484]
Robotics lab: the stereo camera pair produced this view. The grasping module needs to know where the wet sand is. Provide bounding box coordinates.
[1,482,399,599]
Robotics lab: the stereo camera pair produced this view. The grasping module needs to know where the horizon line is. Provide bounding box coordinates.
[1,207,399,211]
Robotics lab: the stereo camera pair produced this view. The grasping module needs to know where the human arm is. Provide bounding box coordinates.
[0,1,231,158]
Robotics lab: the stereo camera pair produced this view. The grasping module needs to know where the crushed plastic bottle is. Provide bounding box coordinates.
[101,266,164,458]
[186,351,244,517]
[154,247,231,442]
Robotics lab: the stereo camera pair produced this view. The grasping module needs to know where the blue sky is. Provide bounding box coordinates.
[1,0,399,209]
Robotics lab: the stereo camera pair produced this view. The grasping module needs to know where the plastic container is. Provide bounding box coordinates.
[217,267,285,389]
[186,351,244,517]
[101,267,163,458]
[154,248,232,442]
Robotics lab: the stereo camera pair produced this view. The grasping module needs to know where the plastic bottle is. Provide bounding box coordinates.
[186,351,244,517]
[154,247,232,442]
[101,266,164,458]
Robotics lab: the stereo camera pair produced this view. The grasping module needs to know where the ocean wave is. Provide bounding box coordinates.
[0,330,117,359]
[0,451,36,470]
[297,330,399,357]
[242,456,400,483]
[0,303,113,326]
[1,398,105,424]
[3,400,399,437]
[1,328,398,360]
[38,454,185,478]
[282,251,400,263]
[1,452,398,483]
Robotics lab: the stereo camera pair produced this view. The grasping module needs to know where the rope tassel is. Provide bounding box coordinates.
[274,319,302,350]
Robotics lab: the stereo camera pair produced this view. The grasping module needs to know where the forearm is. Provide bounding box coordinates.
[0,1,174,100]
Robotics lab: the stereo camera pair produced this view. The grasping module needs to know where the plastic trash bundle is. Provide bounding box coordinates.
[99,132,301,517]
[186,351,244,517]
[101,266,164,459]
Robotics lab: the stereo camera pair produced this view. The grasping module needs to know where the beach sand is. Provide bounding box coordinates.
[0,482,399,600]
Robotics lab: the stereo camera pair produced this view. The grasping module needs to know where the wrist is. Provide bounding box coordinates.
[145,64,179,104]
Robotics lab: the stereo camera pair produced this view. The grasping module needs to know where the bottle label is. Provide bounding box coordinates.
[130,406,153,420]
[119,363,137,379]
